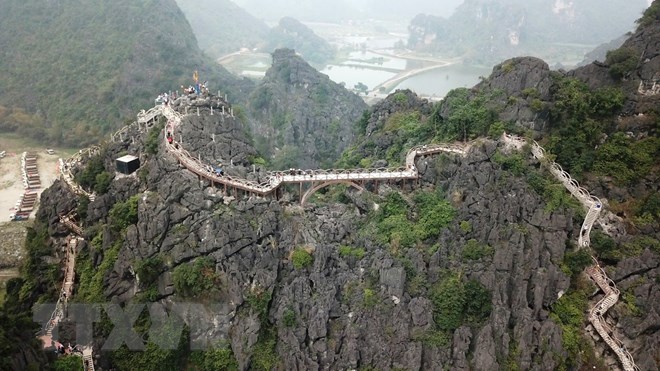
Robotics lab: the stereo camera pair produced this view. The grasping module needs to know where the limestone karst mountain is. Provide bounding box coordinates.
[408,0,649,65]
[1,2,658,371]
[247,48,367,169]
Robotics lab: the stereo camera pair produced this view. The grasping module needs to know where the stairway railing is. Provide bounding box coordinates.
[502,133,639,371]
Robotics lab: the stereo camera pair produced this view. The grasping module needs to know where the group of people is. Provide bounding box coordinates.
[53,341,81,355]
[181,80,208,95]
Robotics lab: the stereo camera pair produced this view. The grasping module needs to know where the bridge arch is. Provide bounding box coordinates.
[300,180,365,206]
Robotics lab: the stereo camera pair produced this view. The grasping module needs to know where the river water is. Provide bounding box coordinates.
[320,51,491,98]
[393,64,492,97]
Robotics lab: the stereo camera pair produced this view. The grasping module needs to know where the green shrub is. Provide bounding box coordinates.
[431,88,498,142]
[461,239,494,261]
[282,309,296,327]
[371,191,455,249]
[338,245,366,259]
[493,150,526,176]
[459,220,472,233]
[605,47,639,79]
[363,288,378,308]
[430,274,491,331]
[251,327,279,371]
[135,256,163,287]
[77,235,122,302]
[189,348,239,371]
[172,257,219,298]
[526,171,582,213]
[530,98,544,112]
[94,171,112,194]
[53,355,84,371]
[594,133,659,185]
[636,0,660,27]
[291,248,313,269]
[550,289,589,367]
[75,154,106,191]
[245,290,272,321]
[145,121,165,155]
[562,249,592,277]
[77,195,90,221]
[393,91,408,105]
[109,195,139,230]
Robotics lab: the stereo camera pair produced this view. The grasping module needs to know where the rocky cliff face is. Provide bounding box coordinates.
[39,120,580,369]
[473,57,554,134]
[247,49,368,169]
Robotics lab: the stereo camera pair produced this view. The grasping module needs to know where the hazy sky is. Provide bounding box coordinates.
[231,0,464,22]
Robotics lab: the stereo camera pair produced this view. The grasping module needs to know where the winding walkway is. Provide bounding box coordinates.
[156,104,467,202]
[55,100,638,370]
[502,133,639,371]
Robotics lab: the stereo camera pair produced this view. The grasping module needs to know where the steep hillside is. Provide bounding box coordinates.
[408,0,649,65]
[174,0,270,59]
[265,17,336,66]
[0,0,253,146]
[247,49,367,169]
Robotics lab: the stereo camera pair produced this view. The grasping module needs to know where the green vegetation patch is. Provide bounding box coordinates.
[545,77,625,177]
[109,194,140,231]
[591,231,658,264]
[77,232,122,302]
[430,87,500,142]
[291,247,314,269]
[525,170,583,214]
[550,287,589,369]
[250,325,280,371]
[338,245,366,260]
[461,239,494,261]
[605,47,640,80]
[172,257,221,298]
[637,0,660,27]
[75,153,113,194]
[145,120,165,155]
[189,347,239,371]
[367,191,455,250]
[593,133,659,186]
[492,149,527,176]
[430,274,492,332]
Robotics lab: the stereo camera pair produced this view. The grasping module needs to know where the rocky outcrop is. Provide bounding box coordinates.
[247,48,368,169]
[475,57,553,134]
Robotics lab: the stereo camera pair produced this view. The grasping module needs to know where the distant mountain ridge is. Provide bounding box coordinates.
[174,0,270,59]
[175,1,335,64]
[408,0,649,65]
